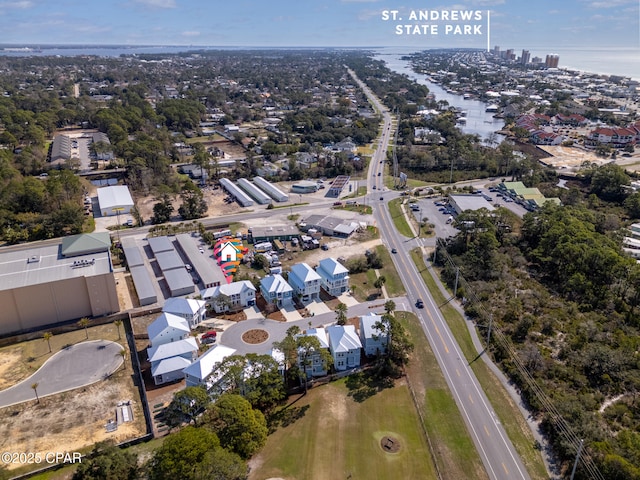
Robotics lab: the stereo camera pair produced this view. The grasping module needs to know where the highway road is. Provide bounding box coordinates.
[350,69,531,480]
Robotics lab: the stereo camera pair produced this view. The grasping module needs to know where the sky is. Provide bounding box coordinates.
[0,0,638,52]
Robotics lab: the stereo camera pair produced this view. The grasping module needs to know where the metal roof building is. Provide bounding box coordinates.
[175,234,226,288]
[449,195,496,214]
[156,250,185,272]
[248,225,300,243]
[219,178,254,207]
[0,237,119,335]
[148,236,174,255]
[253,176,289,202]
[121,237,144,268]
[97,185,134,217]
[163,267,195,297]
[130,265,158,306]
[237,178,271,205]
[327,175,350,198]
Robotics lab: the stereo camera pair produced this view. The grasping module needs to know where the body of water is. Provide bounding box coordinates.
[376,51,505,142]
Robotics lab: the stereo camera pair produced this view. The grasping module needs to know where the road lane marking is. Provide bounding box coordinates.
[456,368,461,377]
[502,463,509,475]
[469,394,474,404]
[484,424,491,437]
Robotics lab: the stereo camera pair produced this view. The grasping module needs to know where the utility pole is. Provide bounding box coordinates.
[569,439,584,480]
[453,267,459,298]
[486,314,493,346]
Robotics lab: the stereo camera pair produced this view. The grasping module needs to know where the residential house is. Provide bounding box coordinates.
[327,325,362,371]
[288,263,321,301]
[162,297,207,329]
[316,257,350,297]
[585,127,636,149]
[296,327,330,377]
[147,312,190,347]
[201,280,257,313]
[147,337,198,385]
[359,313,389,357]
[183,344,237,387]
[259,274,294,307]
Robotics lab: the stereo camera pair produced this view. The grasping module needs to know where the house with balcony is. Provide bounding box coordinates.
[162,297,207,329]
[315,257,349,297]
[359,313,389,357]
[201,280,256,313]
[288,262,321,301]
[260,274,294,307]
[296,327,330,377]
[327,325,362,371]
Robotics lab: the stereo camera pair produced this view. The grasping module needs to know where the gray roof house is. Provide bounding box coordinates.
[147,313,190,347]
[315,258,349,297]
[295,327,330,378]
[359,313,388,357]
[260,274,293,307]
[327,324,362,371]
[201,280,256,313]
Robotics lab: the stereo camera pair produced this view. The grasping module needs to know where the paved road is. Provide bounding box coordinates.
[218,297,411,355]
[351,71,531,480]
[0,340,123,408]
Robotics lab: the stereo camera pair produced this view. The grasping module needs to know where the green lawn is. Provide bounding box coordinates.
[387,198,414,238]
[251,378,437,480]
[408,249,549,480]
[399,311,488,480]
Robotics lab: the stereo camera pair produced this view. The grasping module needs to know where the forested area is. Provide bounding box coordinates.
[438,183,640,477]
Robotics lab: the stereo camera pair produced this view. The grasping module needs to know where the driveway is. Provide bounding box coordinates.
[0,340,124,408]
[217,297,409,356]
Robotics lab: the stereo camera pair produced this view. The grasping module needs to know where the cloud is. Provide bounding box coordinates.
[468,0,505,6]
[181,31,200,37]
[587,0,635,8]
[0,0,33,8]
[341,0,381,3]
[133,0,176,8]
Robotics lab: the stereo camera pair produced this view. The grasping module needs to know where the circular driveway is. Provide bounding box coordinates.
[0,340,124,408]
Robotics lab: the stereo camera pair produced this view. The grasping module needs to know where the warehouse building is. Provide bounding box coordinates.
[448,195,496,214]
[254,176,289,202]
[97,185,135,217]
[121,237,157,306]
[237,178,271,205]
[175,234,226,288]
[219,178,254,207]
[248,225,300,244]
[0,233,119,335]
[290,180,319,194]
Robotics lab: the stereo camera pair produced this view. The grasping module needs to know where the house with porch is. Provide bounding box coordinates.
[296,327,330,378]
[201,280,256,313]
[288,262,321,301]
[260,274,294,307]
[316,257,349,297]
[147,337,198,385]
[183,344,237,388]
[327,324,362,371]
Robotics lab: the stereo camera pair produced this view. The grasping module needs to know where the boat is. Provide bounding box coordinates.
[485,104,499,113]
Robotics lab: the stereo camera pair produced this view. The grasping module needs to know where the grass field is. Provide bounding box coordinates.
[409,249,549,480]
[250,378,437,480]
[387,198,414,238]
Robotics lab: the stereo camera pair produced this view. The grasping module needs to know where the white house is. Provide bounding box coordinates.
[96,185,135,217]
[296,327,330,378]
[219,242,240,262]
[359,313,389,357]
[162,297,207,329]
[315,258,350,297]
[327,324,362,371]
[147,313,190,347]
[288,262,321,301]
[201,281,256,313]
[260,274,294,307]
[183,344,237,387]
[147,337,198,385]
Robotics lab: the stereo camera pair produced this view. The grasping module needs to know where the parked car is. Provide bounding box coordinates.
[333,201,342,206]
[202,331,217,344]
[321,244,329,251]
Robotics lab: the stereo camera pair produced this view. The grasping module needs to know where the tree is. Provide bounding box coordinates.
[148,426,220,480]
[114,319,123,340]
[164,386,211,427]
[203,393,267,459]
[151,194,174,224]
[31,382,39,403]
[373,313,413,377]
[43,332,53,353]
[192,447,248,480]
[208,354,286,413]
[590,163,631,202]
[179,182,207,220]
[78,317,91,339]
[335,302,348,325]
[384,300,396,315]
[72,441,139,480]
[374,275,387,294]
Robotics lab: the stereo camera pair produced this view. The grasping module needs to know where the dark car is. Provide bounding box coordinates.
[391,248,397,254]
[379,196,384,201]
[415,299,424,308]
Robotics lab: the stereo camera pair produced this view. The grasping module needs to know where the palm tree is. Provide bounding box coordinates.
[43,332,53,353]
[78,317,90,340]
[374,275,387,296]
[31,382,40,403]
[114,319,123,340]
[384,300,396,316]
[335,302,348,326]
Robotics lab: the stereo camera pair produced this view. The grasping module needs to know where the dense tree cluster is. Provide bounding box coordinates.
[440,202,640,478]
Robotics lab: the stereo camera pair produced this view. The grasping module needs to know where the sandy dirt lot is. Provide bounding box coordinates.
[537,145,640,172]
